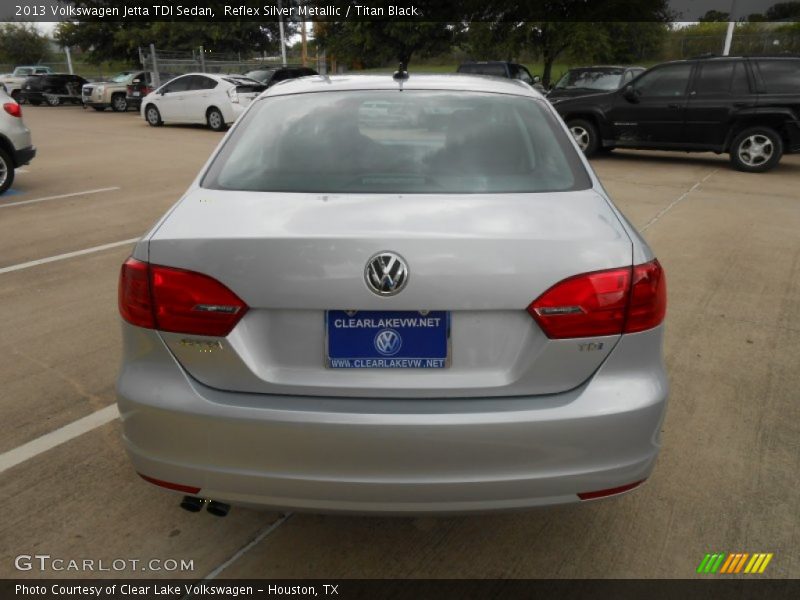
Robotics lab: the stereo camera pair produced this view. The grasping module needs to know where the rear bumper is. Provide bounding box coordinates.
[14,145,36,166]
[117,324,668,514]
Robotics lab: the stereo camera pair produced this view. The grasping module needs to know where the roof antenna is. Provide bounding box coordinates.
[393,63,409,81]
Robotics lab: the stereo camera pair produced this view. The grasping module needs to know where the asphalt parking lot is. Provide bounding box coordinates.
[1,104,798,580]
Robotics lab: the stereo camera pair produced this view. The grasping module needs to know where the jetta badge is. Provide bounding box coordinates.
[365,252,409,296]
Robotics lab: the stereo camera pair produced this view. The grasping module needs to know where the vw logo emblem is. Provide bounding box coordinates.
[374,329,402,356]
[365,251,409,296]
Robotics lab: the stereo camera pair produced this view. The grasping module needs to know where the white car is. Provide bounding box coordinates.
[0,88,36,194]
[140,73,266,131]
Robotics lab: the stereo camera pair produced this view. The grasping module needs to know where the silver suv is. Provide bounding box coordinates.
[0,88,36,194]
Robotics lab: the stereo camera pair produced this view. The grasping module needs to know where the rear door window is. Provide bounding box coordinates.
[755,60,800,93]
[694,61,736,95]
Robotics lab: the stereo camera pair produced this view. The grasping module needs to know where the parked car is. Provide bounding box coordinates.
[82,71,146,112]
[553,56,800,172]
[126,72,176,110]
[19,74,87,106]
[117,73,668,515]
[0,88,36,194]
[0,66,52,101]
[140,73,266,131]
[547,66,646,101]
[457,61,545,92]
[243,65,318,88]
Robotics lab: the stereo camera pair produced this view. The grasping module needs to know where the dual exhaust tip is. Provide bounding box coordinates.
[180,496,230,517]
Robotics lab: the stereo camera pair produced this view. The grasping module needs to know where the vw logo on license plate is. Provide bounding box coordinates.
[374,329,402,356]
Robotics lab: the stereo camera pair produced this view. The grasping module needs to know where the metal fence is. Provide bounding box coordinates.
[674,32,800,58]
[138,45,328,87]
[0,61,135,81]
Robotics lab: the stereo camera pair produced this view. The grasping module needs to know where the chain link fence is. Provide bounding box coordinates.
[671,32,800,59]
[138,45,328,86]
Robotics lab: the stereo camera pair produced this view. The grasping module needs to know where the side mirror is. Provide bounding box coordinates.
[622,85,639,103]
[532,75,541,84]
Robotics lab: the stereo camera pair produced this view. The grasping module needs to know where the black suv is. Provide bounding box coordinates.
[553,56,800,172]
[19,74,88,106]
[457,61,545,91]
[243,66,317,88]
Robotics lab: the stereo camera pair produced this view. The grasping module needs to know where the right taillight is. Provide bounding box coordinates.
[527,259,665,339]
[118,258,248,336]
[624,259,666,333]
[3,102,22,117]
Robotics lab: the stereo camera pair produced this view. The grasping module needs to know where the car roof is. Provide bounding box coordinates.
[262,74,543,98]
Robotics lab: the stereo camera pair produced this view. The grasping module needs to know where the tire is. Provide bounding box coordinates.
[567,118,600,156]
[145,104,163,127]
[45,94,61,106]
[111,93,127,112]
[0,147,14,195]
[206,107,226,132]
[729,126,783,173]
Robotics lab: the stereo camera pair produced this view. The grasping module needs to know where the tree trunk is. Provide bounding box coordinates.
[542,55,554,87]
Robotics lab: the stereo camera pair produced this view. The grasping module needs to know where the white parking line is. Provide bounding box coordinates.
[0,404,119,475]
[641,169,718,232]
[199,513,294,584]
[0,186,121,209]
[0,237,139,275]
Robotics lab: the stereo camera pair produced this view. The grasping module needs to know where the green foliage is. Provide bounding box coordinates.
[316,21,460,68]
[0,23,53,65]
[55,1,289,63]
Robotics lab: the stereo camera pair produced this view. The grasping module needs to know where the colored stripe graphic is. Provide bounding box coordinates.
[707,553,773,575]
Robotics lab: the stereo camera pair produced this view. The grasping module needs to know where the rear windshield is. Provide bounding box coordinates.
[554,69,624,91]
[223,77,267,93]
[203,90,590,194]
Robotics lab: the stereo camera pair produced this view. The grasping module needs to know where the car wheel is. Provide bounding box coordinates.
[730,127,783,173]
[111,94,128,112]
[0,147,14,195]
[145,105,163,127]
[206,107,226,132]
[46,94,61,106]
[567,119,600,156]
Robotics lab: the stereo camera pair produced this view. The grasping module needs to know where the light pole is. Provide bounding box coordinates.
[278,0,288,66]
[722,0,738,55]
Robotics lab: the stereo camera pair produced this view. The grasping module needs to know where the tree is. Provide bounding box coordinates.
[699,10,730,22]
[316,21,460,68]
[54,1,289,63]
[466,1,672,85]
[0,24,53,65]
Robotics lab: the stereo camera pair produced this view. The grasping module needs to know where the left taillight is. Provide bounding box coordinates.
[3,102,22,117]
[118,257,248,336]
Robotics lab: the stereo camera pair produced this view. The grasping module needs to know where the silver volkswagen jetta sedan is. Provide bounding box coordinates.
[117,74,668,514]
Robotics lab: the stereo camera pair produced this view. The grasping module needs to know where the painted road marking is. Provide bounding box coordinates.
[641,169,718,232]
[0,237,139,275]
[0,404,119,475]
[0,186,120,209]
